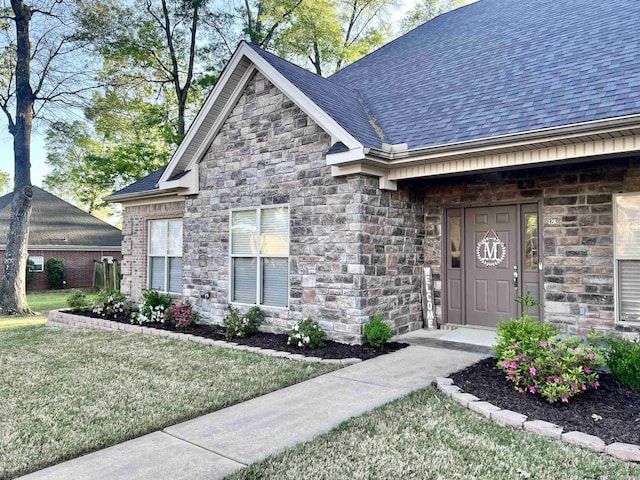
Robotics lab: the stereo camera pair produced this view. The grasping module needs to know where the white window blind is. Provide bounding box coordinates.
[230,206,289,308]
[149,219,183,293]
[615,194,640,322]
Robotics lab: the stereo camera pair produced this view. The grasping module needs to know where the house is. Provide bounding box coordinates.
[107,0,640,343]
[0,187,122,291]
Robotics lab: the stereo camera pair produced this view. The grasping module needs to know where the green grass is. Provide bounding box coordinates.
[228,386,640,480]
[0,326,340,479]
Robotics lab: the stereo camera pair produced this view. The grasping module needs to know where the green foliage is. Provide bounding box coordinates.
[287,318,326,349]
[0,169,10,194]
[45,258,65,290]
[25,259,35,286]
[165,301,199,331]
[223,304,264,338]
[92,290,132,318]
[605,337,640,391]
[514,291,542,317]
[364,312,393,348]
[132,289,172,325]
[498,337,602,403]
[66,289,90,312]
[401,0,465,33]
[494,315,559,359]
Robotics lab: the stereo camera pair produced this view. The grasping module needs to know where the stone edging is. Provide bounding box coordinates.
[46,310,362,366]
[436,377,640,463]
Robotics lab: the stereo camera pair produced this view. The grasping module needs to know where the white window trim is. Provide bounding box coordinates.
[29,255,44,272]
[229,205,290,309]
[147,219,183,295]
[613,192,640,324]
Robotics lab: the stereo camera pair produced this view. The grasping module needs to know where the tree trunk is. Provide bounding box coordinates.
[0,0,33,315]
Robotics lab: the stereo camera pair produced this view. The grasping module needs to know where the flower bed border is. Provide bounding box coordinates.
[435,377,640,463]
[46,310,362,365]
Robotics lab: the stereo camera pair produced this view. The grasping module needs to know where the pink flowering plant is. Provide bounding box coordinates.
[223,304,264,338]
[165,301,199,331]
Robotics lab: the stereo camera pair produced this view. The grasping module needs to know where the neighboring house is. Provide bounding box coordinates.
[107,0,640,343]
[0,187,122,291]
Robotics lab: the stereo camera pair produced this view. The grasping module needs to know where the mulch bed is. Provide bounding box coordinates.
[450,357,640,445]
[73,311,408,361]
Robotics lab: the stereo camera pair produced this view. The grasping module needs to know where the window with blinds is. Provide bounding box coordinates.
[231,206,289,308]
[615,194,640,322]
[148,219,183,293]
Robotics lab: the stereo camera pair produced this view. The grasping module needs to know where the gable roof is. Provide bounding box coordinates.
[0,187,122,249]
[108,166,167,198]
[330,0,640,149]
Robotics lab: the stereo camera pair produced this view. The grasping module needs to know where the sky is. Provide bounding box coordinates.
[0,0,476,191]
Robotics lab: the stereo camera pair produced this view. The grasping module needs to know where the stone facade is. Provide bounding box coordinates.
[415,157,640,337]
[120,200,185,300]
[181,71,424,343]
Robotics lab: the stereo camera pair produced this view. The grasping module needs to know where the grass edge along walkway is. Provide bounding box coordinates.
[0,325,340,480]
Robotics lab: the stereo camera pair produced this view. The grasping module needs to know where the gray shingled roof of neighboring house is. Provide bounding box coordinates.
[115,0,640,196]
[0,187,122,248]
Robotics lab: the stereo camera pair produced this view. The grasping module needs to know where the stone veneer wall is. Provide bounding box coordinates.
[416,157,640,337]
[182,71,424,343]
[120,200,185,300]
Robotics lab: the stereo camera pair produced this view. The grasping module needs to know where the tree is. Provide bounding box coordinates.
[401,0,464,33]
[0,169,9,194]
[0,0,94,314]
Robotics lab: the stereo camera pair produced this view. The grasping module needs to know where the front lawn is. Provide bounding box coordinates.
[0,326,339,479]
[0,291,96,330]
[228,386,640,480]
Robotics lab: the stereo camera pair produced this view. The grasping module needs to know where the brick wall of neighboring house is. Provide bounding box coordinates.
[120,200,185,300]
[0,249,122,291]
[181,71,424,343]
[414,157,640,337]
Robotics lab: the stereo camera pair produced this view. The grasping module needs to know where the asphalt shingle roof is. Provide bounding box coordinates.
[0,187,122,247]
[329,0,640,149]
[109,166,166,197]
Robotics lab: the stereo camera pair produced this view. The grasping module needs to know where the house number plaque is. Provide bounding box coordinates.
[476,228,507,267]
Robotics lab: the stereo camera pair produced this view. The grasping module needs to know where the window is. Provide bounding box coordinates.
[230,206,289,307]
[523,212,538,271]
[148,219,183,293]
[615,194,640,322]
[29,255,44,272]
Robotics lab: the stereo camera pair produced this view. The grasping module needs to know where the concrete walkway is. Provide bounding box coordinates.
[19,346,485,480]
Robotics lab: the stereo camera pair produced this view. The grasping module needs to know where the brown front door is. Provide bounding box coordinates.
[464,205,518,327]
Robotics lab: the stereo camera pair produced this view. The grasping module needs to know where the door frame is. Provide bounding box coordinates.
[441,200,544,327]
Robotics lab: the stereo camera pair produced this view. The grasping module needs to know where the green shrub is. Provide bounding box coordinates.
[45,258,65,289]
[223,304,264,338]
[25,259,35,286]
[92,289,132,318]
[494,315,559,359]
[605,337,640,391]
[165,301,199,331]
[132,289,172,325]
[66,289,90,312]
[364,313,393,348]
[287,318,326,349]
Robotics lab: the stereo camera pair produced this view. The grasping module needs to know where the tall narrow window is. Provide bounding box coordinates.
[231,206,289,307]
[450,216,461,268]
[524,212,538,270]
[615,194,640,322]
[148,219,183,293]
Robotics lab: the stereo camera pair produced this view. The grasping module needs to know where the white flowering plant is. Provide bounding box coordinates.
[92,290,132,319]
[131,289,172,325]
[287,318,326,349]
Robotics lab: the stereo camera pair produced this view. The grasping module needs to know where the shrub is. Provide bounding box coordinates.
[364,313,393,348]
[494,315,559,359]
[92,289,131,318]
[223,304,264,338]
[66,289,90,312]
[605,337,640,391]
[287,318,326,349]
[165,301,199,331]
[45,258,65,289]
[498,336,602,403]
[132,289,172,325]
[25,259,35,286]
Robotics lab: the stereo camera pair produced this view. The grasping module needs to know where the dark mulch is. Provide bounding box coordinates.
[450,357,640,445]
[73,311,407,361]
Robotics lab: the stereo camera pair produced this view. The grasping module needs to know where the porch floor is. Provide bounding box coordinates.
[394,327,496,355]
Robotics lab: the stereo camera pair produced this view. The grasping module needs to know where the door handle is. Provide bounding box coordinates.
[513,266,518,289]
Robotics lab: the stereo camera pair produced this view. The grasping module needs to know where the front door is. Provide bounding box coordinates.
[444,203,541,328]
[464,205,518,327]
